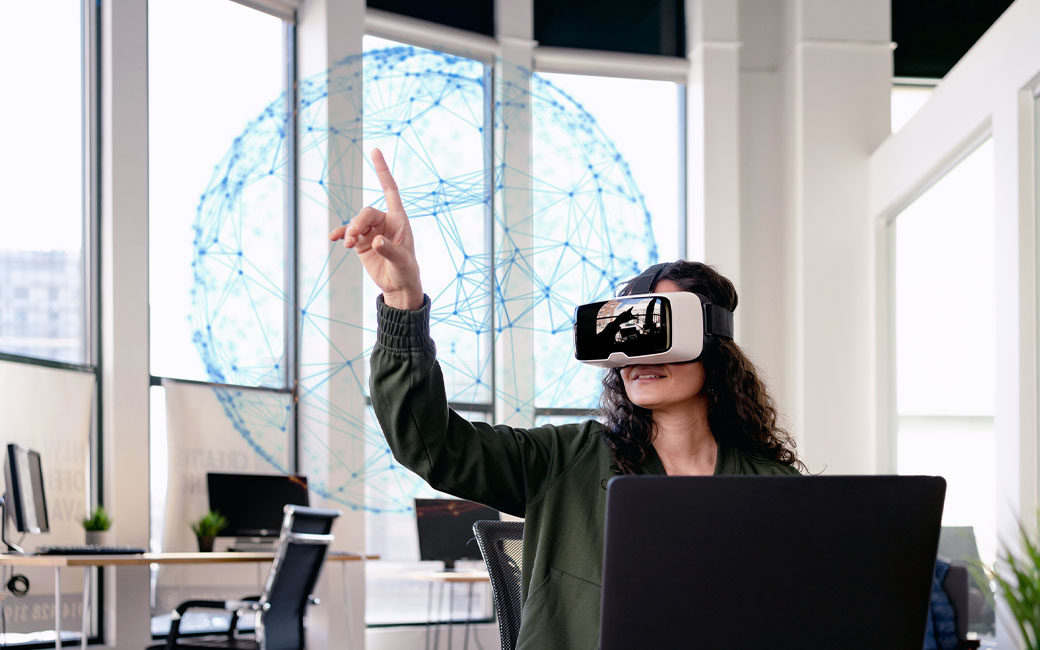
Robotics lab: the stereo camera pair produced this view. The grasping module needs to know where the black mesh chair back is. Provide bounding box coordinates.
[256,505,339,650]
[472,520,524,650]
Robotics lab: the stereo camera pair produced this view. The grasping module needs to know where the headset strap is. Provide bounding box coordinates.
[705,304,734,339]
[628,263,668,295]
[630,263,735,340]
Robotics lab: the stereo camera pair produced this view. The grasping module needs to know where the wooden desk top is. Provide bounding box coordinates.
[408,569,490,583]
[0,551,378,568]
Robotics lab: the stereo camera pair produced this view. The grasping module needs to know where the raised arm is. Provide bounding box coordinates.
[331,151,582,516]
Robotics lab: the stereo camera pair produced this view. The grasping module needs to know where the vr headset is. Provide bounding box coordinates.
[573,263,735,368]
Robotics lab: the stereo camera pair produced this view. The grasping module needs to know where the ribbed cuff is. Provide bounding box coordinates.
[375,294,436,354]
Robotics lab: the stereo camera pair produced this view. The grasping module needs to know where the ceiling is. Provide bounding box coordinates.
[365,0,1019,80]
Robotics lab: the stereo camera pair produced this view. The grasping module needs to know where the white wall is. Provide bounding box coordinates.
[101,0,152,645]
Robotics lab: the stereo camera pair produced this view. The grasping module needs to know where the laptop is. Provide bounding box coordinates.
[599,475,946,650]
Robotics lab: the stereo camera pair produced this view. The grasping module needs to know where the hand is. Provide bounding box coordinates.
[329,149,423,310]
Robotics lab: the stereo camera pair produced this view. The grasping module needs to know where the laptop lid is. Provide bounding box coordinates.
[600,475,946,650]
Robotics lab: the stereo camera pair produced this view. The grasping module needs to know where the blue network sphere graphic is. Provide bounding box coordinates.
[190,46,658,512]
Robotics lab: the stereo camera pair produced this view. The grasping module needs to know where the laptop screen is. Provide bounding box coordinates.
[599,475,945,649]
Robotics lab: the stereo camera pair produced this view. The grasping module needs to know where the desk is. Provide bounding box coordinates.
[0,551,378,649]
[409,570,491,650]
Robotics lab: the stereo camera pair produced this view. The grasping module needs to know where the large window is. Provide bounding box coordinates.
[892,139,996,635]
[138,7,687,632]
[360,35,495,626]
[147,0,293,634]
[0,0,100,645]
[149,0,290,388]
[0,1,89,364]
[358,35,685,624]
[531,72,683,412]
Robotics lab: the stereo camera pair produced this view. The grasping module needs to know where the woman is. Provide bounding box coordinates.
[330,150,802,649]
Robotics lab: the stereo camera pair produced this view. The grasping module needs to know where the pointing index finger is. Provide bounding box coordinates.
[372,149,405,214]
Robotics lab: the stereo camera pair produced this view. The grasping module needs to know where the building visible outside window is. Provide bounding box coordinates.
[0,3,87,365]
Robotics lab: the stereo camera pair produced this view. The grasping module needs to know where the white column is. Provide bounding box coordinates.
[494,0,536,426]
[737,0,790,413]
[297,0,366,647]
[992,91,1038,649]
[686,0,741,295]
[100,0,151,646]
[778,0,890,472]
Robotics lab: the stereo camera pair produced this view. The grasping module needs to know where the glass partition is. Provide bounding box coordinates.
[0,361,96,643]
[892,139,996,636]
[149,381,292,634]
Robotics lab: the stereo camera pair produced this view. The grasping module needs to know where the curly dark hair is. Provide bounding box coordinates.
[600,260,803,475]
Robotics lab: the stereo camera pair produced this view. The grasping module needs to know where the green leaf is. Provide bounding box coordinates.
[191,510,228,538]
[992,509,1040,650]
[81,506,112,531]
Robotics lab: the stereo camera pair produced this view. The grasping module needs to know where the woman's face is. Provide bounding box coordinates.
[618,280,707,411]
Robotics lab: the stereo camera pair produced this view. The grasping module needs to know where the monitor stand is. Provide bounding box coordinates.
[441,560,457,572]
[229,537,276,552]
[0,495,25,555]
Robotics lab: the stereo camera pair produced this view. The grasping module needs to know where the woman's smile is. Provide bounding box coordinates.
[626,366,668,381]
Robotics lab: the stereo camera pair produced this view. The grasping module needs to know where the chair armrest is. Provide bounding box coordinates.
[224,599,264,613]
[168,601,229,649]
[227,596,265,638]
[168,598,265,648]
[173,599,231,617]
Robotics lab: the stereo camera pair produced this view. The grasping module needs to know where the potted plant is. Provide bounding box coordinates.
[191,510,228,552]
[82,506,112,546]
[992,511,1040,649]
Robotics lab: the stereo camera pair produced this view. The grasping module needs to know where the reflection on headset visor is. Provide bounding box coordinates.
[575,296,672,360]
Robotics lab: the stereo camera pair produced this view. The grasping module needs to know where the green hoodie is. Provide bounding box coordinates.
[370,295,799,649]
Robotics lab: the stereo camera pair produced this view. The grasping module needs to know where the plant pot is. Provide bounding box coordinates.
[196,535,215,552]
[85,530,109,546]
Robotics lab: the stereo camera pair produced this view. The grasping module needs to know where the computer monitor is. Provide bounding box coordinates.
[206,472,309,538]
[414,498,499,571]
[2,444,50,553]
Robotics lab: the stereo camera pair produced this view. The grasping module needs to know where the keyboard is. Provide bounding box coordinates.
[35,544,147,556]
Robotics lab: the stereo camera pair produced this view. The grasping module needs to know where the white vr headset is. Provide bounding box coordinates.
[572,263,735,368]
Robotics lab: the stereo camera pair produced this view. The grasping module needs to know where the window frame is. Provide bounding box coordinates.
[0,0,105,645]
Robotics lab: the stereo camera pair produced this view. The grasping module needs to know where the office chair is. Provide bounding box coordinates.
[938,526,995,636]
[944,564,981,650]
[472,520,524,650]
[147,505,340,650]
